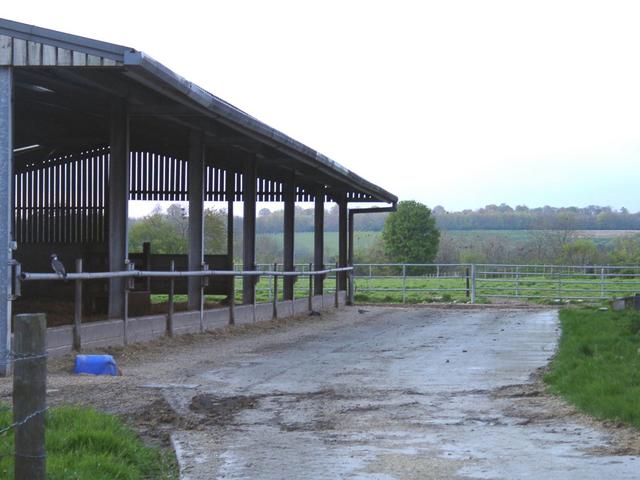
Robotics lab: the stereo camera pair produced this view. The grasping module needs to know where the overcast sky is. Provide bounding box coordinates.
[5,0,640,213]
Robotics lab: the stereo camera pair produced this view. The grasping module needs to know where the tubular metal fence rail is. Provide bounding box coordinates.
[348,263,640,304]
[17,263,353,350]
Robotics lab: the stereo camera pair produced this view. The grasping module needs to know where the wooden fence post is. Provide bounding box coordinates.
[167,260,175,336]
[14,313,47,480]
[252,266,258,323]
[73,259,83,351]
[123,262,133,345]
[272,262,278,320]
[228,262,235,326]
[200,263,209,333]
[308,263,313,312]
[465,267,470,299]
[334,263,339,308]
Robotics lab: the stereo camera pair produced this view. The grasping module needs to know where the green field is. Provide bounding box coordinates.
[256,229,640,261]
[545,309,640,429]
[257,231,380,260]
[446,229,640,249]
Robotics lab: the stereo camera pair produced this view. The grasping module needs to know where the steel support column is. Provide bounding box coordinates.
[242,158,257,304]
[337,197,348,293]
[347,205,396,305]
[313,190,324,295]
[187,131,205,310]
[0,67,12,375]
[108,99,129,318]
[283,174,295,300]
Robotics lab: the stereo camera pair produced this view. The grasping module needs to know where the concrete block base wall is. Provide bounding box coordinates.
[45,292,346,357]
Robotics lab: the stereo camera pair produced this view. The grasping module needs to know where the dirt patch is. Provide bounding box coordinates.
[127,397,179,447]
[493,368,640,457]
[280,418,336,432]
[190,394,258,424]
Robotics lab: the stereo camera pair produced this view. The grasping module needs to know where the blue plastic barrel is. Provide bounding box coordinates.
[74,355,118,376]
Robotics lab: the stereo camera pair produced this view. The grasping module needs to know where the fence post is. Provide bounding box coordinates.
[272,262,278,320]
[515,265,520,297]
[402,264,407,304]
[308,263,313,312]
[465,267,470,299]
[600,267,605,299]
[14,313,47,480]
[335,264,339,308]
[200,263,209,333]
[348,268,355,306]
[291,268,296,318]
[321,267,324,310]
[73,258,83,352]
[252,274,257,323]
[123,262,133,345]
[470,264,476,304]
[228,263,235,326]
[167,260,175,336]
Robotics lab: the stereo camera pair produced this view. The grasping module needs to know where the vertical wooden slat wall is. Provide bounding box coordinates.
[13,147,359,245]
[14,148,108,244]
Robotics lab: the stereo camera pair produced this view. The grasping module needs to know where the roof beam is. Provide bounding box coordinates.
[128,104,203,116]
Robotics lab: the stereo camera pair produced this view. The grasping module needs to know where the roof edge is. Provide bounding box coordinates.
[125,51,398,203]
[0,17,130,61]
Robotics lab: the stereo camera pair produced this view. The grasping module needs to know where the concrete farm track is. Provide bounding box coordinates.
[2,306,638,479]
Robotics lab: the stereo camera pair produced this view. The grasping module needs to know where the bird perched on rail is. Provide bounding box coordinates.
[50,253,67,280]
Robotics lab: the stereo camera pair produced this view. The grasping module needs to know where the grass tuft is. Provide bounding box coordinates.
[0,405,177,479]
[545,308,640,429]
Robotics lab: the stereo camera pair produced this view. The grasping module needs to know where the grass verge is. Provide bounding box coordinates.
[0,405,177,479]
[544,308,640,429]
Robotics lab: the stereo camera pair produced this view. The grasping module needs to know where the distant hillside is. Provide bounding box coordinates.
[432,205,640,230]
[245,204,640,233]
[251,229,640,265]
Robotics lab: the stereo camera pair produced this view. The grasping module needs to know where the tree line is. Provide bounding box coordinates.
[129,202,640,266]
[252,204,640,232]
[431,204,640,230]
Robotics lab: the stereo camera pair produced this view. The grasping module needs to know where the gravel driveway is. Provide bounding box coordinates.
[1,306,638,479]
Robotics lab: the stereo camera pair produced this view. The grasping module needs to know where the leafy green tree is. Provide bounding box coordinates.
[129,204,226,254]
[560,239,599,265]
[203,208,226,254]
[610,236,640,265]
[129,210,186,253]
[382,201,440,263]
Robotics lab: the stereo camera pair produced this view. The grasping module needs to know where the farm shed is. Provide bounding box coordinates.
[0,18,397,370]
